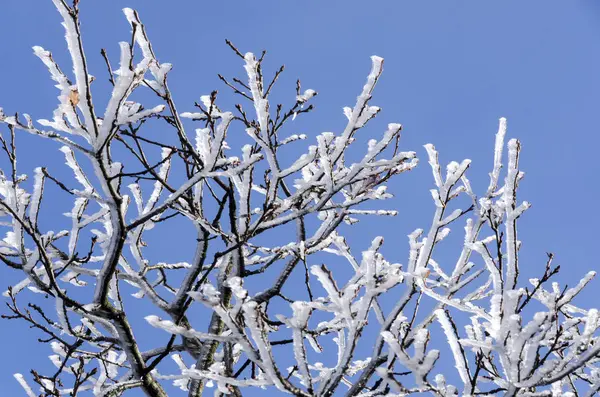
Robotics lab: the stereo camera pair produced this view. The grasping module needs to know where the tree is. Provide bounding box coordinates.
[1,1,598,396]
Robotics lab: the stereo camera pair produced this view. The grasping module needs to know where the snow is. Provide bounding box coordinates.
[59,146,94,193]
[14,374,36,397]
[435,309,470,389]
[52,0,97,137]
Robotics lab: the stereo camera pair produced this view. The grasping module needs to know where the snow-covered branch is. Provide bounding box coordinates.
[0,4,597,397]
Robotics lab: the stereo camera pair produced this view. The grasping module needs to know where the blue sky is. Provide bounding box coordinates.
[1,1,600,395]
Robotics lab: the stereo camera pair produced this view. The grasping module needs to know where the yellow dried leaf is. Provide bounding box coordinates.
[69,89,80,106]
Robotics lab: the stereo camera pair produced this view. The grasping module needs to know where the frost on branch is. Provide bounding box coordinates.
[1,3,597,397]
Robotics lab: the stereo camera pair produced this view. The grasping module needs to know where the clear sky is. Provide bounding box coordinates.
[1,1,600,395]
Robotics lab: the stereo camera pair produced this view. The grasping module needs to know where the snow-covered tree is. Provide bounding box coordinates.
[1,1,599,396]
